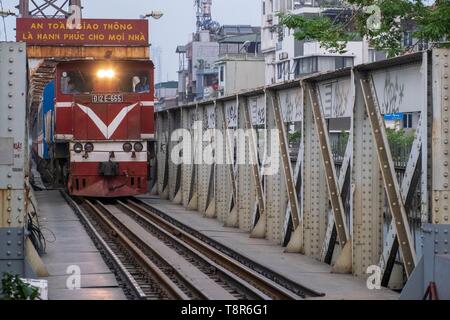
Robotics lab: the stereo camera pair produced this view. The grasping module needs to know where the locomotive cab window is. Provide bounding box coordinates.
[59,62,152,95]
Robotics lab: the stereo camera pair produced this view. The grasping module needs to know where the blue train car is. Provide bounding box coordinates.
[36,81,55,161]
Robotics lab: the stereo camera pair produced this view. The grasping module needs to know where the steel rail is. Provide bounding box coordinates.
[61,192,147,300]
[125,199,306,300]
[116,200,272,300]
[83,198,195,300]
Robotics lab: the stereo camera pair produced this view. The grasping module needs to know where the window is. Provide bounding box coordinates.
[60,63,151,95]
[335,57,354,69]
[296,57,318,75]
[220,66,224,82]
[335,57,345,69]
[277,63,283,80]
[277,61,290,81]
[403,32,413,47]
[403,113,413,129]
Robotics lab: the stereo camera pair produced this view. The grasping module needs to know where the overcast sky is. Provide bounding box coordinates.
[1,0,262,82]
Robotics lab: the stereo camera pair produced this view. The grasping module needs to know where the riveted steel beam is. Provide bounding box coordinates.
[172,109,183,205]
[167,110,178,201]
[360,75,417,277]
[267,90,301,230]
[380,114,423,286]
[432,49,450,225]
[187,106,199,210]
[204,104,217,218]
[156,112,169,199]
[320,136,352,263]
[302,83,328,259]
[282,133,304,250]
[242,96,266,232]
[217,101,238,227]
[306,83,350,248]
[197,106,209,214]
[351,70,384,277]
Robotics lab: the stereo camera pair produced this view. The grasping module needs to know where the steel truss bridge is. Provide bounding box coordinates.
[155,49,449,288]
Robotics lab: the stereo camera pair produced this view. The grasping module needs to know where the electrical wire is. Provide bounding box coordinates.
[27,212,47,254]
[27,200,57,255]
[0,0,7,41]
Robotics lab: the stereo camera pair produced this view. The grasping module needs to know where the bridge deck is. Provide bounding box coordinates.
[138,196,399,300]
[35,191,126,300]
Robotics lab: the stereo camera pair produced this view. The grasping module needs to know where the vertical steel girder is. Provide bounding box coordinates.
[238,97,258,231]
[197,106,209,213]
[302,85,329,259]
[153,49,450,283]
[351,71,384,277]
[263,91,287,243]
[204,105,216,218]
[360,75,417,277]
[320,134,352,263]
[242,96,266,222]
[432,49,450,225]
[157,112,169,199]
[216,102,238,226]
[380,114,423,285]
[187,106,199,210]
[282,134,304,249]
[181,108,190,207]
[172,109,183,204]
[214,102,229,222]
[306,83,350,248]
[267,90,301,230]
[167,110,178,201]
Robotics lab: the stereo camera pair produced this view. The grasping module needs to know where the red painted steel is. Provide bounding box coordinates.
[69,162,148,197]
[52,60,154,197]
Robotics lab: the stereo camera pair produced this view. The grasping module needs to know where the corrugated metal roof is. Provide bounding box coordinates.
[156,81,179,89]
[219,33,261,44]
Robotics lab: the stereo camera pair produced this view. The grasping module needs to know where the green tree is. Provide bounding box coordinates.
[279,0,450,57]
[386,128,415,162]
[1,273,40,300]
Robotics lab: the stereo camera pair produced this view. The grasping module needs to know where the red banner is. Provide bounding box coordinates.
[16,18,149,46]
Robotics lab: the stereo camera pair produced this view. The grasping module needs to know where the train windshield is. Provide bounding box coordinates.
[60,66,150,95]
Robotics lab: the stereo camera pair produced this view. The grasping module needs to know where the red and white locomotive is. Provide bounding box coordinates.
[35,59,155,197]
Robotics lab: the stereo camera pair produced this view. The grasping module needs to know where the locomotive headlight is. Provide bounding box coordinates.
[97,69,116,79]
[84,143,94,153]
[134,142,144,152]
[123,142,133,153]
[74,143,83,154]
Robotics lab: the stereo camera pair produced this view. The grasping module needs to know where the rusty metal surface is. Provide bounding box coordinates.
[242,97,266,229]
[360,76,417,277]
[26,46,149,60]
[307,83,349,248]
[154,48,449,286]
[268,90,300,229]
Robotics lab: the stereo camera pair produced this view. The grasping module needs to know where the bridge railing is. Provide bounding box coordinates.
[154,48,449,288]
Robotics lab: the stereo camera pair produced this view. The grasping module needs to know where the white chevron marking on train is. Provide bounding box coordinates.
[76,103,138,139]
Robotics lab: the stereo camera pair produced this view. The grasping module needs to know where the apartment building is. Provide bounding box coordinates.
[261,0,385,85]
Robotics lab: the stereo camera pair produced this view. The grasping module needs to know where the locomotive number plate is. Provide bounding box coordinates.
[92,94,124,103]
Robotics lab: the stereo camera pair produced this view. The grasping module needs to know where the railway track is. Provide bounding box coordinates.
[66,193,321,300]
[127,198,324,299]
